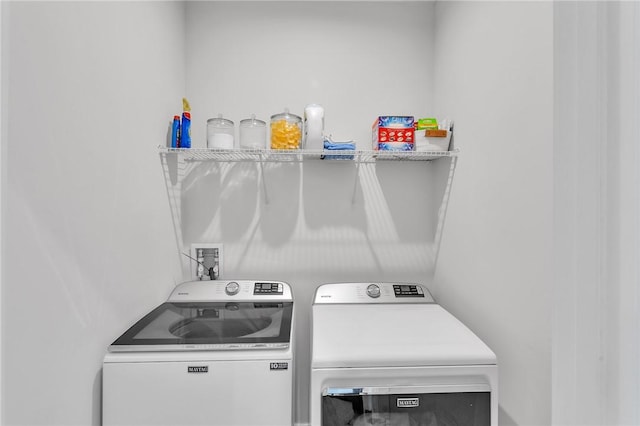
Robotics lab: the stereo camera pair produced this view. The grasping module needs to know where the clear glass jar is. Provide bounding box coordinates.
[239,114,267,149]
[207,114,234,149]
[270,108,302,150]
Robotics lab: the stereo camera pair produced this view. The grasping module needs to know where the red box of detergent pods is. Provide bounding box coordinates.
[372,116,415,151]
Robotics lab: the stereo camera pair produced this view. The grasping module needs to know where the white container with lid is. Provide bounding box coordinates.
[239,114,267,149]
[207,114,234,149]
[304,104,324,150]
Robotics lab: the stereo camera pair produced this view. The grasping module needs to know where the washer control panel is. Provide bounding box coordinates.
[168,280,292,302]
[253,282,283,295]
[366,284,381,298]
[225,281,240,295]
[314,282,435,304]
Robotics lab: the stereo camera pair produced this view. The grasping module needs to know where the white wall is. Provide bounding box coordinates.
[433,2,553,425]
[182,3,441,423]
[0,2,5,424]
[553,2,640,425]
[603,5,640,423]
[185,1,435,148]
[1,2,561,426]
[2,2,446,425]
[2,2,184,425]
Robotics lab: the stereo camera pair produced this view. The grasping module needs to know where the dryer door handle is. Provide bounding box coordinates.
[323,386,395,396]
[323,383,490,396]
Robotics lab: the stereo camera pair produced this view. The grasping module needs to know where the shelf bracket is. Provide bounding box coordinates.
[433,155,459,266]
[259,154,270,204]
[351,161,361,205]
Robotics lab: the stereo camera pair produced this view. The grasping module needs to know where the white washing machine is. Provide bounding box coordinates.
[310,282,498,426]
[103,280,295,426]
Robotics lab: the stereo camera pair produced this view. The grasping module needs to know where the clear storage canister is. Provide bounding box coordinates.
[270,108,302,150]
[239,114,267,149]
[207,114,234,149]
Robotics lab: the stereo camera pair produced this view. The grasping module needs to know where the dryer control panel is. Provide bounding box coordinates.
[314,282,435,304]
[393,284,425,297]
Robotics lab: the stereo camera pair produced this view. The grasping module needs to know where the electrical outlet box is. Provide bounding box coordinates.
[190,243,223,280]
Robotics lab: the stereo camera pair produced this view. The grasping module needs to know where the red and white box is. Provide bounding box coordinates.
[372,116,415,151]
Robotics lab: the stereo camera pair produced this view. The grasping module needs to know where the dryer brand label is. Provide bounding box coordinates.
[270,362,289,370]
[397,398,420,408]
[187,366,208,373]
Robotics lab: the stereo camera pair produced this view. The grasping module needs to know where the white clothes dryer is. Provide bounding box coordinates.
[103,280,295,426]
[310,282,497,426]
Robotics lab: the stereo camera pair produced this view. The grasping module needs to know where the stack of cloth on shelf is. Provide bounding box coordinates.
[321,137,355,160]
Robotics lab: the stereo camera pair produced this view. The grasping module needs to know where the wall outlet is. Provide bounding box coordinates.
[190,243,223,280]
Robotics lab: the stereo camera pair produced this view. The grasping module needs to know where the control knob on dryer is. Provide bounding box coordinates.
[225,281,240,296]
[366,284,381,298]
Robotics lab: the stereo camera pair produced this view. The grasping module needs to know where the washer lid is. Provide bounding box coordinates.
[311,303,496,368]
[109,300,293,352]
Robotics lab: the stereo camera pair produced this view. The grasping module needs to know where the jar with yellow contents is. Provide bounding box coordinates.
[270,108,302,150]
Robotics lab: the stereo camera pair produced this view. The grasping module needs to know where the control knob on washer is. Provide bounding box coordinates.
[225,281,240,296]
[366,284,381,298]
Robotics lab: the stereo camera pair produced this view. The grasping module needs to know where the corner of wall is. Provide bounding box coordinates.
[0,1,8,423]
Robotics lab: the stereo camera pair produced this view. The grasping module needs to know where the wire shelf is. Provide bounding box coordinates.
[158,147,459,163]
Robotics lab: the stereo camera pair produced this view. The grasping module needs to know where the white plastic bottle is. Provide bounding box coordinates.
[303,104,324,150]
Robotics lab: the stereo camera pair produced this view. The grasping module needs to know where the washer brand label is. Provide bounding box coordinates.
[397,398,420,408]
[270,362,288,370]
[187,366,208,373]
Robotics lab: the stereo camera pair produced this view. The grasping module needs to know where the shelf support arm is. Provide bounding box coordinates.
[259,154,270,204]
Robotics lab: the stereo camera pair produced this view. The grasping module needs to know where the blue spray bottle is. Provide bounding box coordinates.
[171,115,181,148]
[181,98,192,148]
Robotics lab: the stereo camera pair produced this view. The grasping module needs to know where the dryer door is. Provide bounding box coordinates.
[322,385,490,426]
